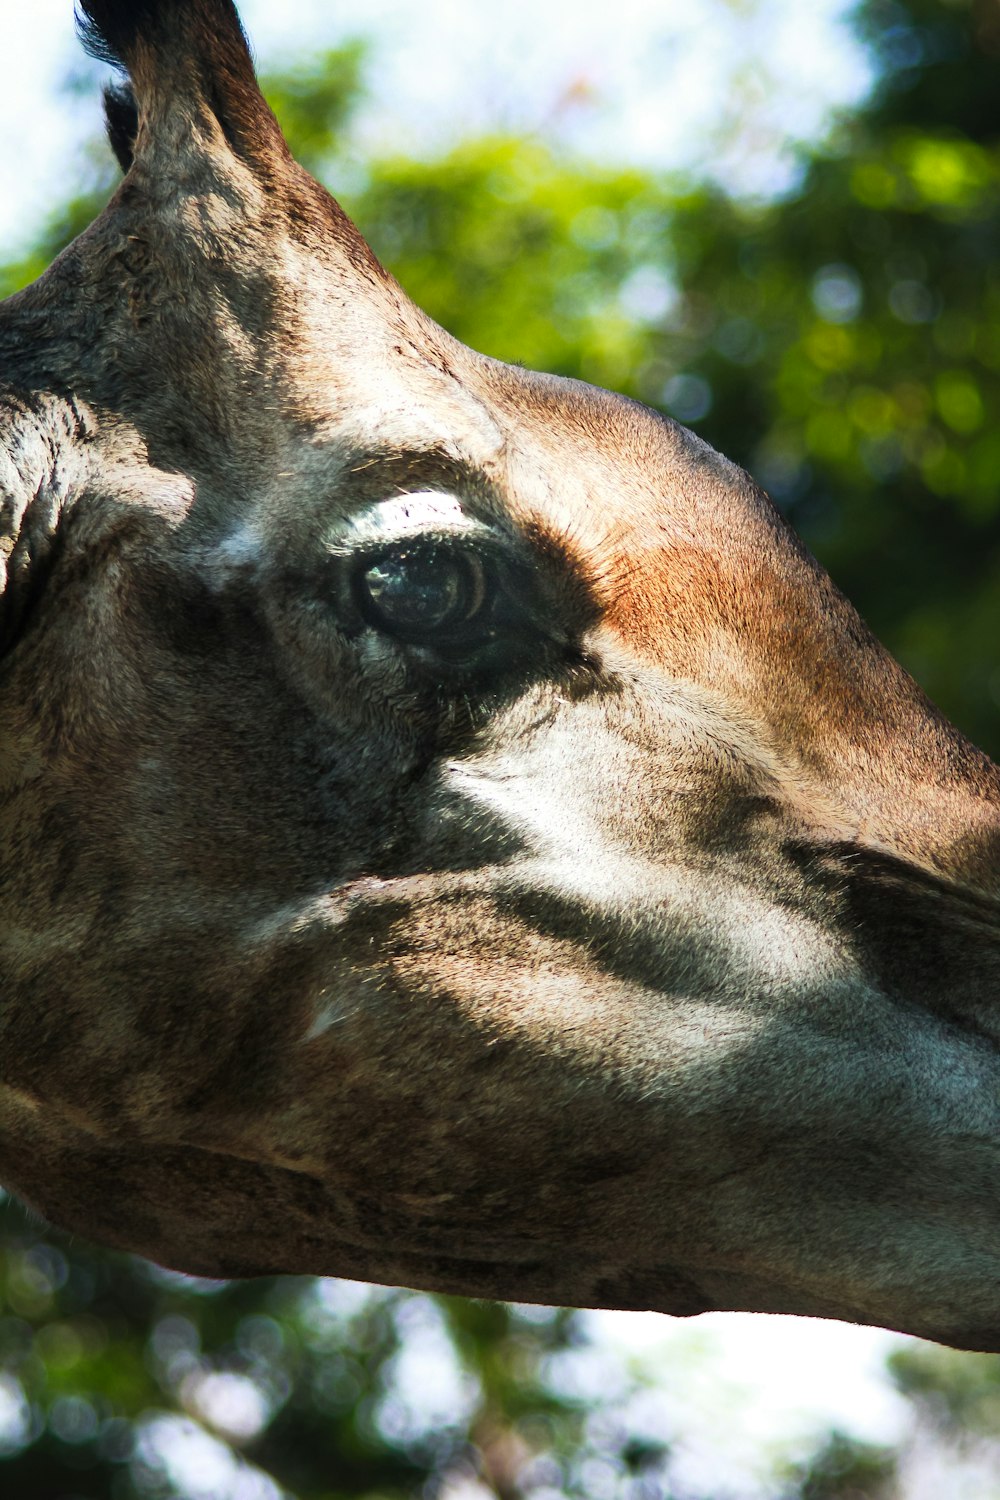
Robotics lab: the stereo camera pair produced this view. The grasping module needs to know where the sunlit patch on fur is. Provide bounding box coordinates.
[326,492,489,554]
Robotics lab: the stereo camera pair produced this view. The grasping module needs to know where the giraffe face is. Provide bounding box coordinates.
[3,0,1000,1352]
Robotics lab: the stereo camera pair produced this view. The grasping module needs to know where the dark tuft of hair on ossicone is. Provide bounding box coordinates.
[74,0,157,71]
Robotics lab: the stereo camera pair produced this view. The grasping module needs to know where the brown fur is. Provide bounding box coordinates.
[3,0,1000,1352]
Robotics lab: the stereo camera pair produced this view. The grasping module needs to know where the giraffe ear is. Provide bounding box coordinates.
[103,82,139,174]
[77,0,288,173]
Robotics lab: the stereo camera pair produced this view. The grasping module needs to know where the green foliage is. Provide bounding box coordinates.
[262,45,367,177]
[355,142,672,392]
[0,181,115,301]
[0,1194,699,1499]
[889,1340,1000,1434]
[780,1430,896,1500]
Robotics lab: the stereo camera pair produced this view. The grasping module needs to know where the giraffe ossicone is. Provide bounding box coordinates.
[3,0,1000,1352]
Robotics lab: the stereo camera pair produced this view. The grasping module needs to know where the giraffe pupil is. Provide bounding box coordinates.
[359,543,486,638]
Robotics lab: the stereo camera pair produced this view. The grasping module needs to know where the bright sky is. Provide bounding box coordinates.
[0,1,925,1487]
[0,0,872,255]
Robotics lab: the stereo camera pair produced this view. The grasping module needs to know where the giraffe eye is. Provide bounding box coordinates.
[355,541,489,642]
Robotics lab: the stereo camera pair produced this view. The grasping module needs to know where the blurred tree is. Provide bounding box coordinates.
[780,1430,896,1500]
[5,2,1000,1497]
[0,1190,697,1499]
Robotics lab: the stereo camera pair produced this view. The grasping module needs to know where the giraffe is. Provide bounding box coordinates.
[2,0,1000,1354]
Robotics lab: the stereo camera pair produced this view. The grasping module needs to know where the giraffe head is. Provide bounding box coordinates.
[3,0,1000,1350]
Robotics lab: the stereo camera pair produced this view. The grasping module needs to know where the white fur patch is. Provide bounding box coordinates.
[326,492,490,554]
[213,521,264,567]
[205,522,266,589]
